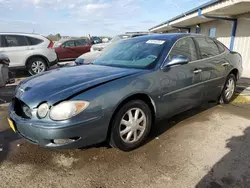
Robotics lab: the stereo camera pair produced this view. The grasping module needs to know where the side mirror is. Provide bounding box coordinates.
[164,55,189,68]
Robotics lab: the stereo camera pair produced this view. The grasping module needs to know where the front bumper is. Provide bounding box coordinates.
[9,103,108,149]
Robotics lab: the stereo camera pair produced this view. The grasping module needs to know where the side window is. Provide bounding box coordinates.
[214,40,226,54]
[4,35,28,47]
[26,36,43,45]
[63,40,75,47]
[195,37,220,59]
[168,37,198,62]
[75,39,88,46]
[0,36,2,47]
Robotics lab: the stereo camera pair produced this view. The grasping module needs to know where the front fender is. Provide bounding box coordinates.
[72,70,161,123]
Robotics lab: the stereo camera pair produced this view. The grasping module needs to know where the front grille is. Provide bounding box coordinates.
[13,98,32,119]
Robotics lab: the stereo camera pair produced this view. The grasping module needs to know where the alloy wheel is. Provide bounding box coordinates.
[225,78,235,100]
[31,61,46,74]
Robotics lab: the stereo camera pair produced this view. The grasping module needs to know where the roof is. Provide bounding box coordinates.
[129,33,195,41]
[0,32,40,35]
[150,0,250,32]
[149,0,218,30]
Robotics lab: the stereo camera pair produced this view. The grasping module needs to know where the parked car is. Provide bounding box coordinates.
[90,36,102,44]
[0,33,57,75]
[54,38,91,62]
[8,34,242,151]
[75,33,149,65]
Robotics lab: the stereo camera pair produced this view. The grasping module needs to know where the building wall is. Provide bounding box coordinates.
[190,20,232,48]
[155,12,250,77]
[234,12,250,77]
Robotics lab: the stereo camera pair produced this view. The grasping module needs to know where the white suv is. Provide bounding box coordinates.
[0,33,57,75]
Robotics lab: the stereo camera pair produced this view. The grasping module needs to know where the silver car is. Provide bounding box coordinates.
[0,33,57,75]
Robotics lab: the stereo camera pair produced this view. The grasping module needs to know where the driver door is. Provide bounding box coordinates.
[159,37,204,117]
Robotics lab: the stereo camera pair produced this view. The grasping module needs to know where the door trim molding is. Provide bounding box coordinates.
[163,76,225,97]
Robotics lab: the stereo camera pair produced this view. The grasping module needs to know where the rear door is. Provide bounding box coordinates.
[1,35,30,67]
[192,36,227,101]
[74,39,91,56]
[159,37,203,117]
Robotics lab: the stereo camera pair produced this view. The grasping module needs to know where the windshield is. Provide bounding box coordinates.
[93,38,166,69]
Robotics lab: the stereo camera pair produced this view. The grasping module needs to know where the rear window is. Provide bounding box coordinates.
[214,40,226,53]
[26,36,43,45]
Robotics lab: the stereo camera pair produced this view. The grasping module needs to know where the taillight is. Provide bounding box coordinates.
[48,41,54,48]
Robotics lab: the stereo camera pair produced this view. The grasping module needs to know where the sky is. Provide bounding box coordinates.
[0,0,207,36]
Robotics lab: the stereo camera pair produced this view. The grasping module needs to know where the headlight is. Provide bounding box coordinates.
[37,103,49,118]
[49,101,89,121]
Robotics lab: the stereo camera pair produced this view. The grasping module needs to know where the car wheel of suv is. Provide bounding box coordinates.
[219,74,236,104]
[27,57,47,75]
[109,100,152,151]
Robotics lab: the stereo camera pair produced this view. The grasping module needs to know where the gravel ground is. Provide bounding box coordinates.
[1,102,250,188]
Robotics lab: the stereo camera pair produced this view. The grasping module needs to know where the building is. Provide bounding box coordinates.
[149,0,250,77]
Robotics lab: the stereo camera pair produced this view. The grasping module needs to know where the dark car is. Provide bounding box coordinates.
[0,53,14,87]
[8,34,242,151]
[54,38,91,61]
[90,36,102,44]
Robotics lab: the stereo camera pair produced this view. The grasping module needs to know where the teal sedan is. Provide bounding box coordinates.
[9,34,242,151]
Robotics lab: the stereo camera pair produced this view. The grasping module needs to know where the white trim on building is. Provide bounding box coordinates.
[149,0,250,77]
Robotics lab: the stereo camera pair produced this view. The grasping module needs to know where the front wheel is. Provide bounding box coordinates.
[27,57,47,75]
[109,100,152,151]
[219,74,236,104]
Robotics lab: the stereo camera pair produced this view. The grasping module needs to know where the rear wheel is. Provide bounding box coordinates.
[27,57,47,75]
[219,74,236,104]
[109,100,152,151]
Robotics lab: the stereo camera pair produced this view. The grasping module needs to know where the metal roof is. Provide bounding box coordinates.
[149,0,219,30]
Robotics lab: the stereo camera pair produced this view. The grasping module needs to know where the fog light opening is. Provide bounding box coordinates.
[52,137,80,145]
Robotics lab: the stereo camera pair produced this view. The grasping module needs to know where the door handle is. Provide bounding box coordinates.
[193,69,202,74]
[27,47,34,50]
[222,62,229,67]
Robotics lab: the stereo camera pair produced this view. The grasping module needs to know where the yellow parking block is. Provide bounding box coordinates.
[235,93,250,96]
[232,95,250,104]
[237,85,250,89]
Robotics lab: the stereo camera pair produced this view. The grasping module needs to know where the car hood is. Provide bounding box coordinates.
[92,43,109,49]
[16,65,142,108]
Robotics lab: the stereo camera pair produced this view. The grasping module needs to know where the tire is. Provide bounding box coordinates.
[219,74,236,104]
[27,57,47,75]
[109,100,152,151]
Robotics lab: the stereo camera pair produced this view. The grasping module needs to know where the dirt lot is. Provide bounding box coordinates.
[0,75,250,188]
[0,101,250,188]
